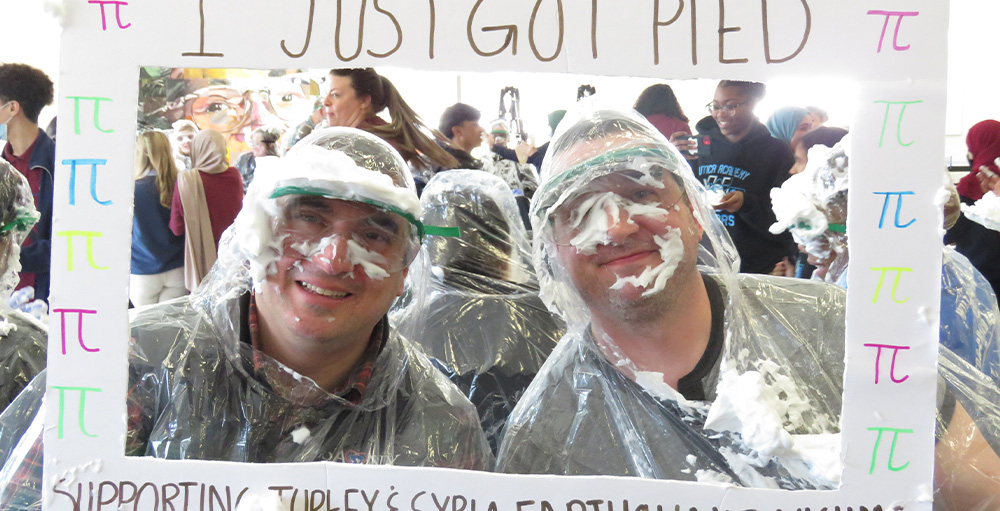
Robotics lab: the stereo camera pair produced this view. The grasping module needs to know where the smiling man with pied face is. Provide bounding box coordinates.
[116,127,491,468]
[497,109,850,486]
[496,109,1000,508]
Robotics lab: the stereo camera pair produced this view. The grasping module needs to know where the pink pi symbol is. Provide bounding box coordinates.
[867,10,919,53]
[89,0,132,31]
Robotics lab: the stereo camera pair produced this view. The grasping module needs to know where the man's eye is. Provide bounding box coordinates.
[292,210,325,226]
[363,230,393,244]
[630,189,657,202]
[205,102,227,113]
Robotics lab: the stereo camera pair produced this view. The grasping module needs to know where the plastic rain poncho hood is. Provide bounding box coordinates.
[392,170,565,453]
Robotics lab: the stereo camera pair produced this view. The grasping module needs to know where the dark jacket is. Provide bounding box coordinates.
[20,130,54,302]
[693,116,795,273]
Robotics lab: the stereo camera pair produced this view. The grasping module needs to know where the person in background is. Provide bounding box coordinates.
[314,68,457,174]
[235,124,283,192]
[169,129,243,291]
[436,103,486,172]
[0,160,46,412]
[393,170,564,453]
[789,126,850,176]
[805,105,828,129]
[634,83,691,139]
[771,135,1000,382]
[130,131,187,307]
[765,106,814,158]
[0,63,55,305]
[671,80,795,274]
[523,109,567,172]
[170,119,199,171]
[946,120,1000,297]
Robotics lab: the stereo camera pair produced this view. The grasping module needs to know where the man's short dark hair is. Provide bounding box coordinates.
[439,103,481,140]
[717,80,766,101]
[0,64,55,125]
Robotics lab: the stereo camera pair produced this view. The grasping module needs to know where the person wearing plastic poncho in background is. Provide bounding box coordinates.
[770,135,1000,385]
[391,169,565,453]
[0,160,45,412]
[0,128,492,510]
[495,107,1000,509]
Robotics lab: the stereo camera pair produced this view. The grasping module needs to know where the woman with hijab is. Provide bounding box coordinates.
[169,129,243,291]
[131,130,186,306]
[946,119,1000,296]
[633,83,691,140]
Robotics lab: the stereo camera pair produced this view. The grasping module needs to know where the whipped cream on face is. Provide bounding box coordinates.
[609,228,684,296]
[230,145,419,290]
[564,192,683,296]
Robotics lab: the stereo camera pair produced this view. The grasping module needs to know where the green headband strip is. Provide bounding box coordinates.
[269,185,461,240]
[0,213,39,234]
[827,223,847,234]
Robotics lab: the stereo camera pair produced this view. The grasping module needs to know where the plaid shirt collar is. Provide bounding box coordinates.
[246,292,386,405]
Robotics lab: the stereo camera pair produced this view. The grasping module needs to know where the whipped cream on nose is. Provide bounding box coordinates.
[291,234,391,280]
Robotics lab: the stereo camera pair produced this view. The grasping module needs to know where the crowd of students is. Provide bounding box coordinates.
[1,62,999,509]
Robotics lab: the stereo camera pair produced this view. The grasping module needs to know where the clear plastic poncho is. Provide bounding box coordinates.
[391,170,565,453]
[770,139,1000,381]
[0,129,491,509]
[0,160,45,412]
[127,127,490,467]
[496,108,1000,507]
[497,107,849,488]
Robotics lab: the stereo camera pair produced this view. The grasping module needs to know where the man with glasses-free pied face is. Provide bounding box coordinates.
[670,80,796,275]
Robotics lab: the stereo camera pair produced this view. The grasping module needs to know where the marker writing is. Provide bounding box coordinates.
[66,96,114,135]
[56,231,109,271]
[874,100,922,148]
[867,426,913,474]
[870,266,912,303]
[62,159,112,206]
[51,308,100,355]
[873,191,916,229]
[866,10,918,53]
[863,343,910,384]
[52,386,102,439]
[88,0,131,30]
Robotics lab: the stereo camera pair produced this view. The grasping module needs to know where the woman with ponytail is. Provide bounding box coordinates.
[130,130,187,306]
[322,68,458,171]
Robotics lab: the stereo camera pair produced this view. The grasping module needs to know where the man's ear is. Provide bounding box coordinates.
[2,101,20,118]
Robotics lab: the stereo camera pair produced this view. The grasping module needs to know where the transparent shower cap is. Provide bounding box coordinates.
[531,107,740,326]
